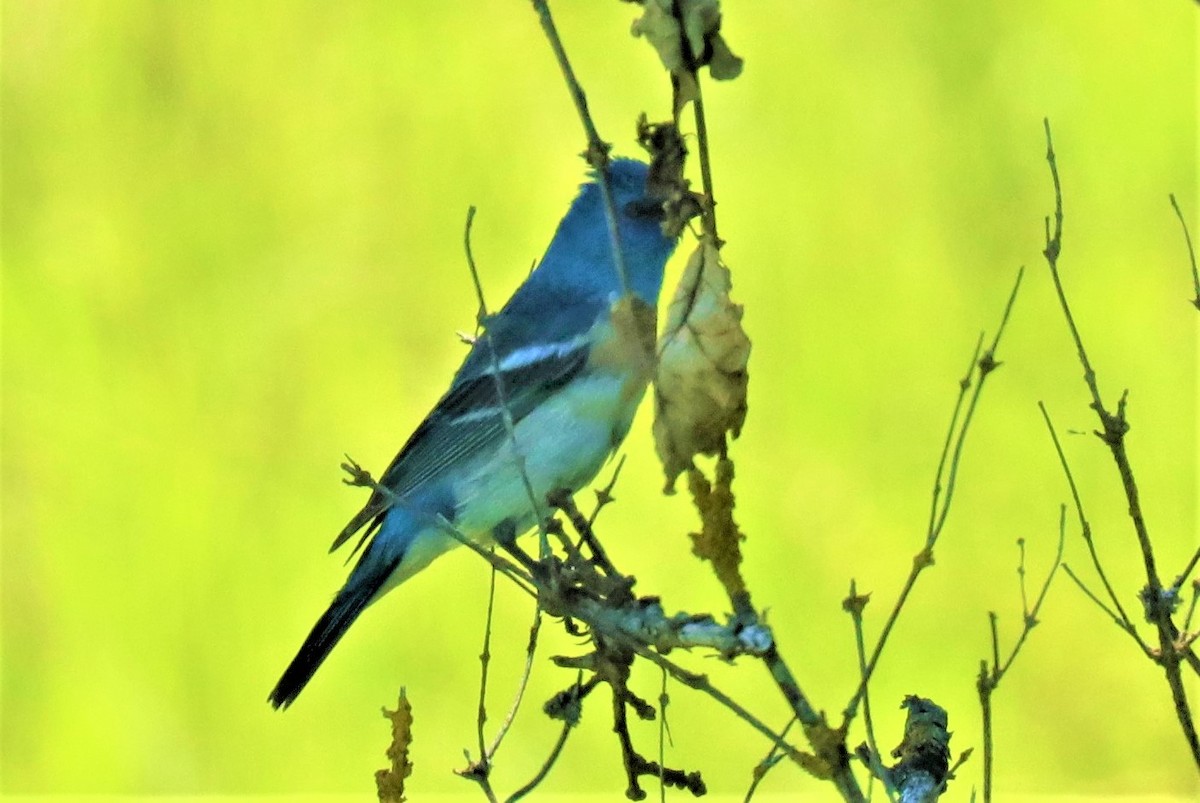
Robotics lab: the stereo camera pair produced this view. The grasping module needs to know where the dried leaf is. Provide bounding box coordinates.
[630,0,689,76]
[705,31,743,80]
[637,118,704,238]
[375,689,414,803]
[687,457,747,601]
[653,237,750,491]
[629,0,744,115]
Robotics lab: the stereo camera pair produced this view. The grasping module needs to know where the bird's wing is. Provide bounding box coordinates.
[330,294,604,553]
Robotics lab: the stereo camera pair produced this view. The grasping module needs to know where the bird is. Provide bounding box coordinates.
[269,158,689,708]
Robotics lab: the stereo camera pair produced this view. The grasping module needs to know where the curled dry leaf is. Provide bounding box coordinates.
[653,237,750,491]
[637,117,705,239]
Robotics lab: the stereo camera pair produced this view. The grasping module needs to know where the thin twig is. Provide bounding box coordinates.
[847,268,1023,717]
[1171,545,1200,594]
[1038,402,1149,652]
[1017,539,1030,615]
[742,717,797,802]
[464,205,490,330]
[467,556,500,796]
[341,457,537,593]
[530,0,631,298]
[978,506,1065,803]
[588,454,626,528]
[1041,400,1142,643]
[1062,564,1125,627]
[1040,126,1177,647]
[988,612,1001,676]
[551,490,618,577]
[485,603,544,760]
[1040,118,1200,768]
[658,667,669,803]
[505,719,574,803]
[1185,587,1200,634]
[978,659,993,803]
[932,269,1023,543]
[1168,193,1200,309]
[612,672,643,798]
[925,332,983,546]
[629,644,815,777]
[999,511,1065,677]
[759,646,866,802]
[691,76,719,240]
[845,580,896,803]
[463,206,553,560]
[1040,121,1161,587]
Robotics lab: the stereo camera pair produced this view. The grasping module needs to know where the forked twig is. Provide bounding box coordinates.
[1037,403,1150,653]
[846,267,1023,718]
[1040,117,1200,768]
[977,503,1064,803]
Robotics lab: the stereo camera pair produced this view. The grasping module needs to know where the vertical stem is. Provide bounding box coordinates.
[1040,119,1200,769]
[691,78,719,241]
[979,663,994,803]
[530,0,631,297]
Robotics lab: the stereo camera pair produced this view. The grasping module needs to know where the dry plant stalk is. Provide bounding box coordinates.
[376,689,414,803]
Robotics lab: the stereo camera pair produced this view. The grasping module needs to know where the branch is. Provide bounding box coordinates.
[460,592,545,789]
[1168,193,1200,310]
[530,0,631,297]
[742,716,797,801]
[505,703,576,802]
[463,207,553,560]
[847,267,1023,717]
[690,75,719,240]
[855,696,954,803]
[844,582,896,803]
[1037,403,1150,653]
[1040,117,1200,769]
[976,504,1065,802]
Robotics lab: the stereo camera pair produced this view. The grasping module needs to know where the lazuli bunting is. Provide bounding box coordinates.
[270,158,687,708]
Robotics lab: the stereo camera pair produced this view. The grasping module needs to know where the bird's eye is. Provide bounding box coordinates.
[623,198,666,220]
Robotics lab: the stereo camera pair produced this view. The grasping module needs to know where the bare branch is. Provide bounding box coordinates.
[1040,118,1200,769]
[530,0,631,297]
[463,207,552,560]
[847,267,1023,717]
[1168,193,1200,309]
[1037,403,1149,651]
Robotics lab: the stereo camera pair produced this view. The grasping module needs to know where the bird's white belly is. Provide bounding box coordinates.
[453,372,643,541]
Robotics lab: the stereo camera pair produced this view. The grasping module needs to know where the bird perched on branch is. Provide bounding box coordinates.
[270,158,693,708]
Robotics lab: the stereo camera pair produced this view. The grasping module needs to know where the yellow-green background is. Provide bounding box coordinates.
[3,0,1197,799]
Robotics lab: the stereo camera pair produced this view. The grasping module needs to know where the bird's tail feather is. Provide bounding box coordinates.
[268,561,395,709]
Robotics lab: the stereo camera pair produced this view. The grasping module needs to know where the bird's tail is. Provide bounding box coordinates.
[268,560,395,709]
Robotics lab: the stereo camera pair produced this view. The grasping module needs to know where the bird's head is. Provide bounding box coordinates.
[545,158,699,305]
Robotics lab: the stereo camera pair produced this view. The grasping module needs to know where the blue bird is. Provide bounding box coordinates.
[270,159,688,708]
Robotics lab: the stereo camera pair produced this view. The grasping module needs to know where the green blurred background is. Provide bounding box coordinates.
[3,0,1197,799]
